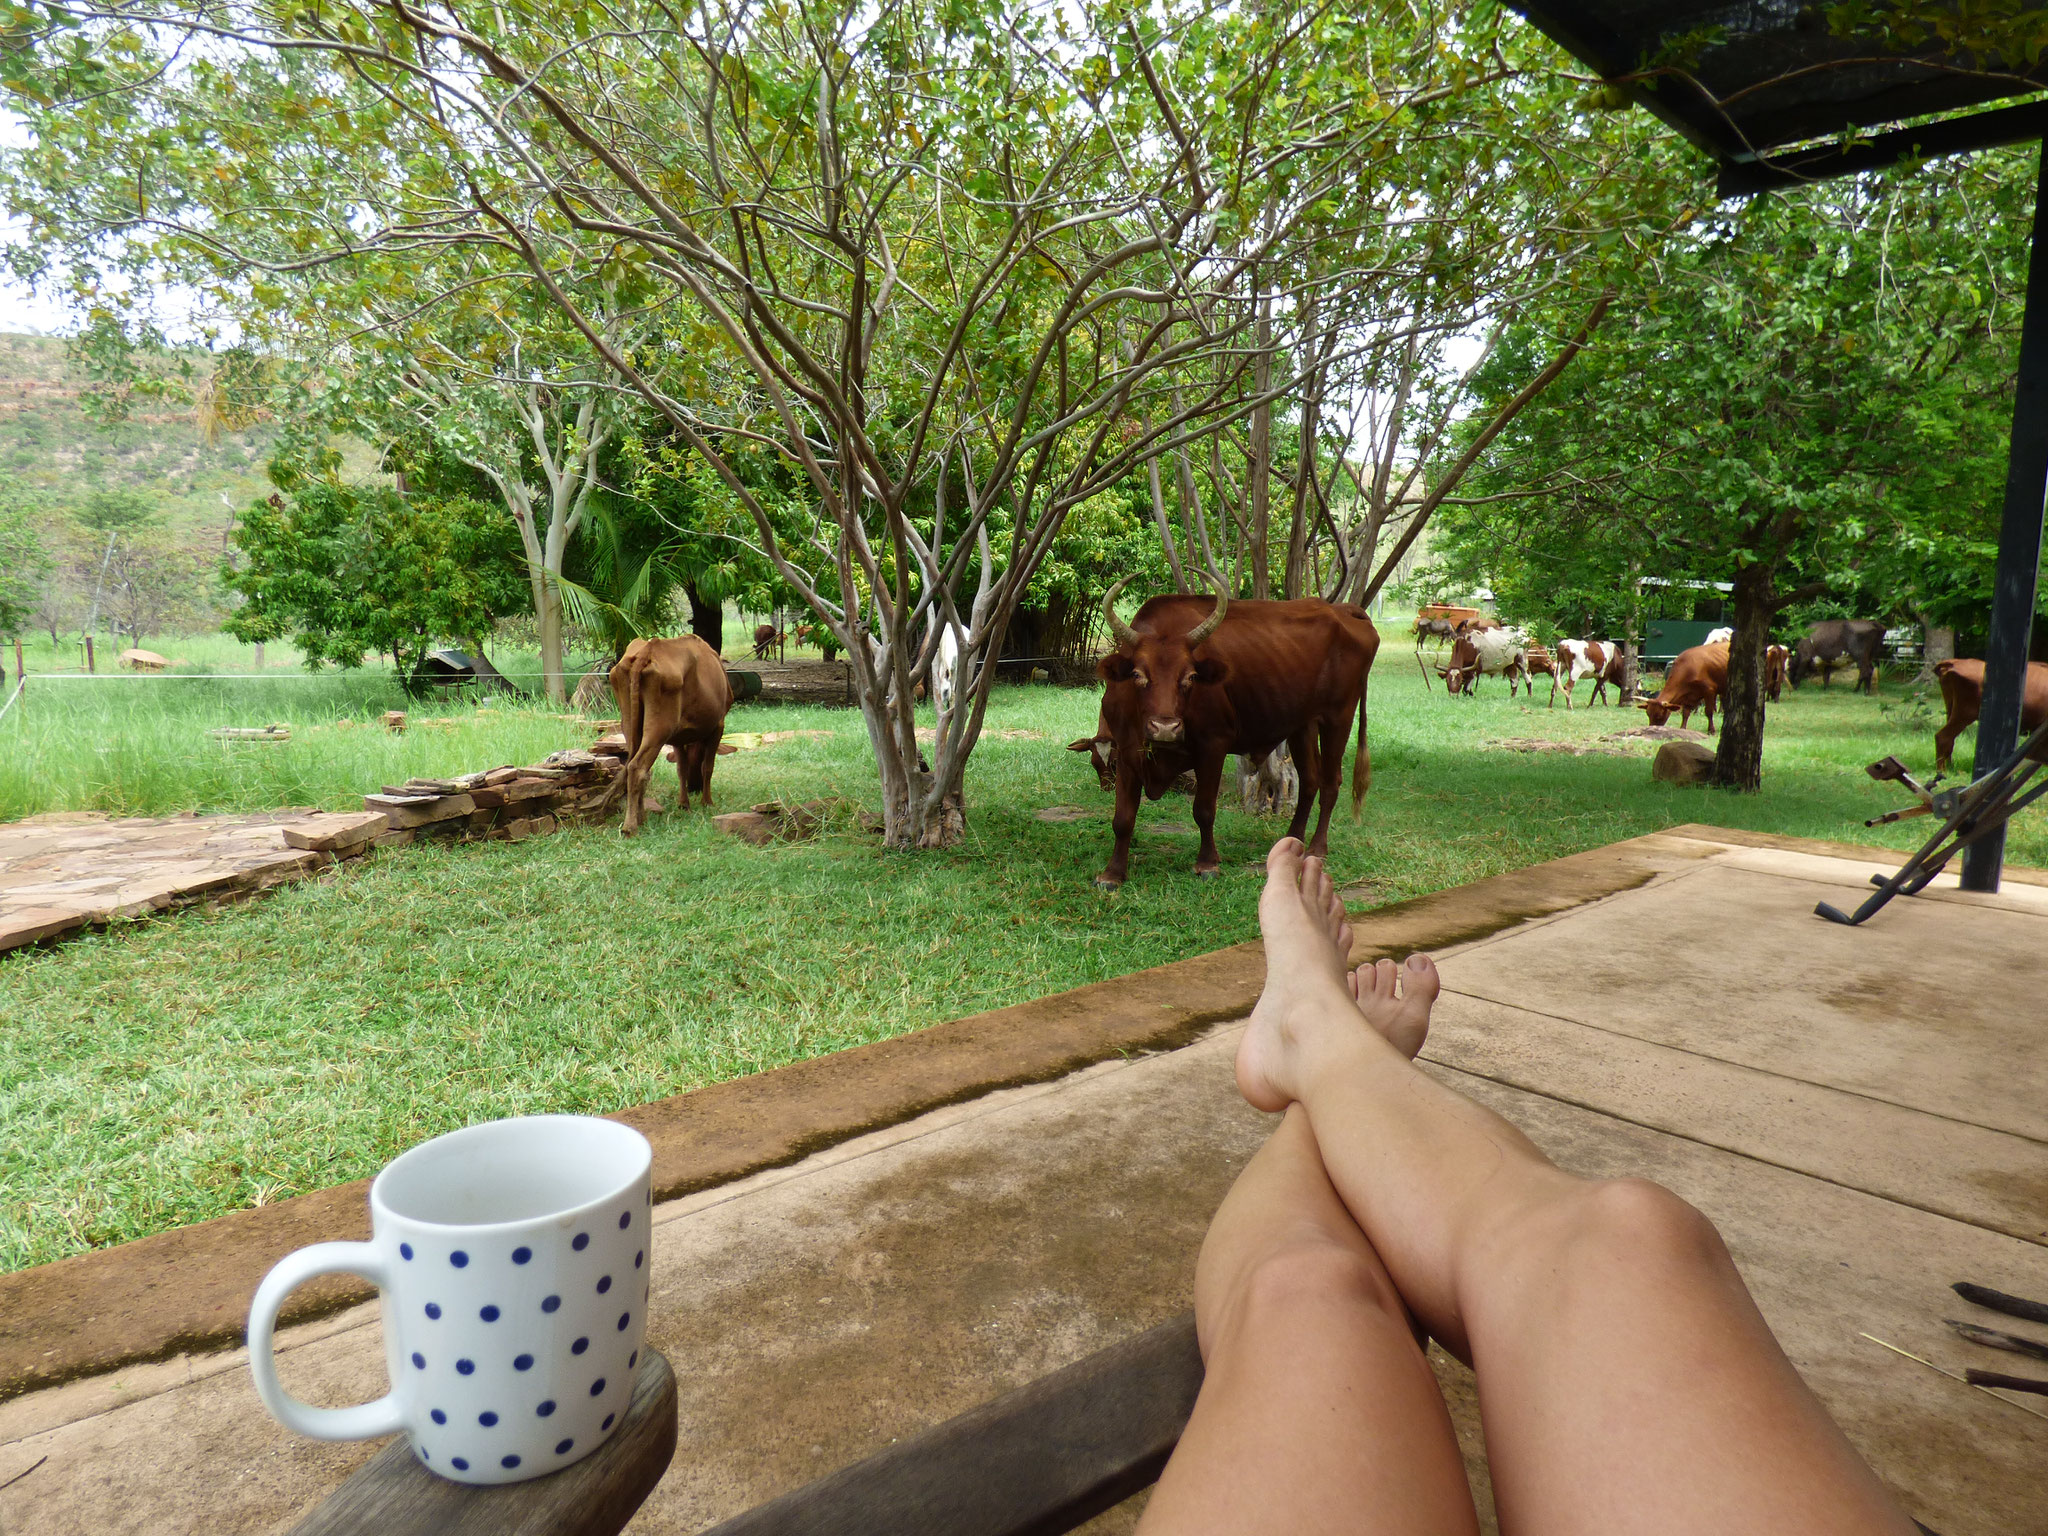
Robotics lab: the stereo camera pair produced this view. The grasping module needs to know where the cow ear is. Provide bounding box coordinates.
[1191,656,1229,686]
[1099,654,1136,682]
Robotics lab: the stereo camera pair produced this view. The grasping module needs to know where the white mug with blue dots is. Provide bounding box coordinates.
[248,1115,653,1485]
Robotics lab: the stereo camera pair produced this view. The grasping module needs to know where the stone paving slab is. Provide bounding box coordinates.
[0,811,359,953]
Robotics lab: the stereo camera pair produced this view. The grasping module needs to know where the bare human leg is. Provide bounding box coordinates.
[1234,838,1915,1536]
[1136,1105,1479,1536]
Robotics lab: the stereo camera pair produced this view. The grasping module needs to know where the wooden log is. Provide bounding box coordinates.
[1954,1282,2048,1326]
[210,726,291,742]
[287,1349,677,1536]
[698,1314,1202,1536]
[364,793,476,828]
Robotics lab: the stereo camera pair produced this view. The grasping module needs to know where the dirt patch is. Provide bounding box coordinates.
[1604,726,1710,743]
[722,729,836,752]
[913,727,1046,743]
[1035,806,1093,823]
[1487,737,1635,758]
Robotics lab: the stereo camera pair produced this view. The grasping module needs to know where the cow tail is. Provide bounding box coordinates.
[1350,679,1372,820]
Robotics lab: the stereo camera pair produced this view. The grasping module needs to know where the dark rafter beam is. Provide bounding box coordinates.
[1718,100,2048,197]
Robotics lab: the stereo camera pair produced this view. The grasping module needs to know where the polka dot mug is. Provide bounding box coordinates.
[248,1115,653,1486]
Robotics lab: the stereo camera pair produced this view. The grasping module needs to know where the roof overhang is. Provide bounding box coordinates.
[1507,0,2048,196]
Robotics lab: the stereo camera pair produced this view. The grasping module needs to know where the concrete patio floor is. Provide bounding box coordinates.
[2,827,2043,1535]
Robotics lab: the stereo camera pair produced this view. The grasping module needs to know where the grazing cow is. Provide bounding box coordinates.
[1067,719,1118,791]
[1765,643,1789,702]
[1789,619,1884,693]
[1414,613,1461,648]
[1094,578,1378,887]
[1441,626,1531,697]
[932,622,964,716]
[751,622,785,661]
[606,635,735,835]
[1932,659,2048,773]
[1551,639,1626,709]
[1705,626,1734,646]
[1638,642,1728,732]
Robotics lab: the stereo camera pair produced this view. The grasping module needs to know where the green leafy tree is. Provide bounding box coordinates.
[223,481,529,679]
[1432,148,2039,788]
[0,492,52,638]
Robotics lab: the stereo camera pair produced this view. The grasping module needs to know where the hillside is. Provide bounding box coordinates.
[0,332,279,545]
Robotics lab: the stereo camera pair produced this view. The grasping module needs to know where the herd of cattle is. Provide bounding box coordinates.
[599,591,2046,886]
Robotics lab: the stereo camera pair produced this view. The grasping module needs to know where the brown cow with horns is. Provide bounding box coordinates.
[1092,577,1379,888]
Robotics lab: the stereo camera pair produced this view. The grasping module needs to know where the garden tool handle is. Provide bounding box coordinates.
[248,1241,405,1441]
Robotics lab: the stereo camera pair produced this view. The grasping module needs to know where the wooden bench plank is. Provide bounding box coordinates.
[702,1313,1203,1536]
[288,1347,676,1536]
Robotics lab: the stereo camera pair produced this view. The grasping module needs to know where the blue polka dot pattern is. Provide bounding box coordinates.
[501,1455,521,1469]
[479,1411,499,1427]
[555,1438,574,1455]
[571,1336,589,1355]
[451,1457,469,1472]
[514,1353,534,1371]
[450,1250,469,1269]
[425,1302,441,1320]
[596,1275,612,1295]
[537,1400,556,1417]
[572,1233,590,1252]
[456,1358,475,1376]
[619,1211,631,1229]
[634,1250,644,1269]
[411,1352,426,1370]
[480,1305,500,1322]
[512,1246,532,1265]
[617,1312,630,1331]
[541,1295,561,1313]
[431,1408,447,1425]
[400,1243,414,1261]
[420,1449,429,1461]
[589,1377,606,1396]
[602,1413,615,1431]
[628,1350,638,1369]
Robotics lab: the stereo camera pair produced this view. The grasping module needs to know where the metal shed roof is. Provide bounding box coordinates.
[1509,0,2048,192]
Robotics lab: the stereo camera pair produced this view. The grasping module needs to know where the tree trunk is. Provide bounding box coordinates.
[685,581,725,654]
[538,582,566,705]
[1247,294,1273,599]
[1714,563,1774,791]
[1917,617,1955,682]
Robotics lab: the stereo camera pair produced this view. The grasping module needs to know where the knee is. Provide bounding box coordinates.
[1546,1178,1729,1275]
[1219,1234,1404,1340]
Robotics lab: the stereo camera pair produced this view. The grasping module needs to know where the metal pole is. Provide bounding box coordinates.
[1962,143,2048,891]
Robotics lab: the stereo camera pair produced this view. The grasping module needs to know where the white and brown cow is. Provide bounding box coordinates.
[1441,625,1531,697]
[1550,638,1626,709]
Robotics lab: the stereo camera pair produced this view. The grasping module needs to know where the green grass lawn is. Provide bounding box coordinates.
[3,649,2039,1273]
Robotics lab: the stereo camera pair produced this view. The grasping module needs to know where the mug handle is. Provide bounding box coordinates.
[248,1241,407,1441]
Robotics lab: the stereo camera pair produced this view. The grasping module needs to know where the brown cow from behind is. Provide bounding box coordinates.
[607,636,735,835]
[1765,644,1789,703]
[1638,642,1728,732]
[1933,659,2048,774]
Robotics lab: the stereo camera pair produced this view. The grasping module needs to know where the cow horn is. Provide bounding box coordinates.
[1102,577,1139,648]
[1185,574,1229,647]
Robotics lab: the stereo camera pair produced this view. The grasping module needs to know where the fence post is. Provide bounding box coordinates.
[12,637,22,690]
[84,635,95,673]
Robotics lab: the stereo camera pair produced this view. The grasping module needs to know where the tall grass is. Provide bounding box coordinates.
[2,648,2039,1272]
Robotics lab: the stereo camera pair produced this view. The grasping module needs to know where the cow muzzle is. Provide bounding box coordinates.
[1145,718,1185,745]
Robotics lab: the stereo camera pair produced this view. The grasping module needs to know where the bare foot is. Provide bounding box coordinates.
[1347,954,1441,1061]
[1236,839,1360,1112]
